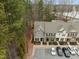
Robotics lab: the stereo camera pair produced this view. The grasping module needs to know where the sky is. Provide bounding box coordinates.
[31,0,79,5]
[73,0,79,4]
[44,0,79,5]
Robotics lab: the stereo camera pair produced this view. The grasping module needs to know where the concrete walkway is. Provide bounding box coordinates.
[33,45,79,48]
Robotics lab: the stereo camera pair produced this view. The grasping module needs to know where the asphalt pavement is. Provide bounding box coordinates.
[31,47,79,59]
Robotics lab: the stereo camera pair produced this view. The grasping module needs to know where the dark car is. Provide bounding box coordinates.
[56,47,63,56]
[62,47,70,58]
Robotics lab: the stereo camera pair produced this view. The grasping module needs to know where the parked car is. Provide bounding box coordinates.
[74,47,79,56]
[62,47,70,58]
[51,48,56,56]
[67,46,76,55]
[56,47,63,56]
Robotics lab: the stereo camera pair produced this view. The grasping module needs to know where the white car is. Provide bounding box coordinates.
[68,46,76,55]
[51,48,56,56]
[74,47,79,55]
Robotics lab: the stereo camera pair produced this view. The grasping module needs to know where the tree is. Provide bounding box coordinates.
[38,0,44,21]
[43,0,56,21]
[0,0,26,59]
[0,1,9,59]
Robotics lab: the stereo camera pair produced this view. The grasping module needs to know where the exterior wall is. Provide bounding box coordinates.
[55,31,68,40]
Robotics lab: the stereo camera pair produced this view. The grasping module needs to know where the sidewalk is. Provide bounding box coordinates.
[33,45,79,48]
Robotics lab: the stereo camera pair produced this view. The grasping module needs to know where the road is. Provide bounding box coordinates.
[31,46,79,59]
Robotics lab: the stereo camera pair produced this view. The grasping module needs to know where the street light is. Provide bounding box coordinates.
[8,12,12,24]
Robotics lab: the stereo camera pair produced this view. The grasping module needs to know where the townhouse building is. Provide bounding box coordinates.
[33,20,79,45]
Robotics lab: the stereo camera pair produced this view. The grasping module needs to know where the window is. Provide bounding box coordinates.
[49,33,51,36]
[73,33,74,36]
[68,32,75,37]
[45,33,48,36]
[35,38,39,42]
[51,33,55,36]
[70,32,77,37]
[71,33,73,36]
[45,33,55,36]
[74,32,77,36]
[68,33,70,36]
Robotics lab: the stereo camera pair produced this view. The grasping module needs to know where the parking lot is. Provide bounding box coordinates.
[31,46,79,59]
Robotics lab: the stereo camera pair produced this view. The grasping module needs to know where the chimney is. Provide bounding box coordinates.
[73,6,76,13]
